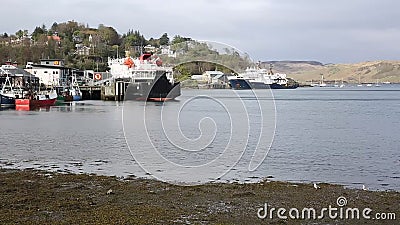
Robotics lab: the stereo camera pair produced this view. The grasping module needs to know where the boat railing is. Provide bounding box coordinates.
[134,75,154,80]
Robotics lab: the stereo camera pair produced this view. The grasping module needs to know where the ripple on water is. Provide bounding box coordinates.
[0,89,399,190]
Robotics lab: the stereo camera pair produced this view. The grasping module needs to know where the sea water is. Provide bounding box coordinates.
[0,85,399,190]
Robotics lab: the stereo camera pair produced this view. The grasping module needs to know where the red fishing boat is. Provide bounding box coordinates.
[15,89,57,110]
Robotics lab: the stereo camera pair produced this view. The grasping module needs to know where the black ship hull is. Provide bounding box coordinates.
[0,94,15,108]
[125,71,181,101]
[229,79,298,90]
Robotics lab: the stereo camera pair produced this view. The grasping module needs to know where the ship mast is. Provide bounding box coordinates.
[269,63,274,75]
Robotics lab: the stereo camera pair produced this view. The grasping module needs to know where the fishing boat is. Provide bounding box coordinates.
[0,76,23,108]
[30,90,58,106]
[61,85,82,102]
[68,74,82,101]
[0,92,15,108]
[57,93,73,103]
[15,89,57,110]
[107,52,180,101]
[69,87,82,101]
[57,75,82,102]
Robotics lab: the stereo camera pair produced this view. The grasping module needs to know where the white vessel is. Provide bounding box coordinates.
[310,79,319,87]
[375,79,381,87]
[228,64,298,89]
[334,80,339,87]
[68,75,82,101]
[339,78,345,88]
[107,52,180,101]
[319,74,327,87]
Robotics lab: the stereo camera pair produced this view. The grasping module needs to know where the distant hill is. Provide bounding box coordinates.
[261,60,400,84]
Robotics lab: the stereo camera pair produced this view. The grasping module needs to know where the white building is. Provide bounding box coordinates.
[144,45,156,53]
[191,71,226,84]
[160,45,176,58]
[25,59,69,86]
[191,74,206,82]
[75,44,91,56]
[205,71,224,83]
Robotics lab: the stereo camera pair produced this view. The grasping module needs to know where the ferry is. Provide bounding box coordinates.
[107,52,180,101]
[227,64,298,90]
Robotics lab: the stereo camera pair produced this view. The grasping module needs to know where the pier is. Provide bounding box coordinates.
[79,80,131,101]
[79,86,101,100]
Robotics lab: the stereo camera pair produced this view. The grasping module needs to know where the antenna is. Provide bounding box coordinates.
[269,63,274,75]
[116,45,119,58]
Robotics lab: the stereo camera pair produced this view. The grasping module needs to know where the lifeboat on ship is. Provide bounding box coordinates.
[124,57,135,68]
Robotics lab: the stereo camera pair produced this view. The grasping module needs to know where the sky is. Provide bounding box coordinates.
[2,0,400,64]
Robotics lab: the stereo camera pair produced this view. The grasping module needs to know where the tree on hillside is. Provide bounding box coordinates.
[31,26,46,41]
[43,38,57,59]
[171,35,191,45]
[50,23,57,32]
[97,24,120,45]
[55,21,85,41]
[159,33,169,45]
[122,30,147,54]
[60,38,74,58]
[123,35,137,47]
[147,38,160,48]
[15,30,24,39]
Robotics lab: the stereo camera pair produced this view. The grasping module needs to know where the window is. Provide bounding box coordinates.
[44,71,48,73]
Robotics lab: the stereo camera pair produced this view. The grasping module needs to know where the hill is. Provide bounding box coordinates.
[262,60,400,84]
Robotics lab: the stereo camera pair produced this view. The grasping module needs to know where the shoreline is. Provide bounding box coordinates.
[1,168,398,224]
[1,165,396,192]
